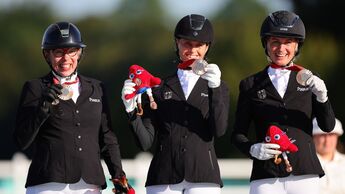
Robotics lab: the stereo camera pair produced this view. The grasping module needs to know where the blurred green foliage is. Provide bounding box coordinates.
[1,0,344,159]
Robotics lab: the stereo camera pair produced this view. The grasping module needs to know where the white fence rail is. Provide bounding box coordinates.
[0,152,252,194]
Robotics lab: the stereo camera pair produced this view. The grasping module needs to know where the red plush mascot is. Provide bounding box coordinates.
[111,176,135,194]
[125,64,161,115]
[265,125,298,172]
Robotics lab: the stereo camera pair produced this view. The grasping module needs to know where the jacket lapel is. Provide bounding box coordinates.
[186,77,207,103]
[76,75,94,105]
[255,67,283,101]
[164,74,186,101]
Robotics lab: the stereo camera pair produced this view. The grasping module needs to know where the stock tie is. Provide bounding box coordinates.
[269,63,303,72]
[177,59,195,70]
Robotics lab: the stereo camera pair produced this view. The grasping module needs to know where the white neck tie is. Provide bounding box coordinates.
[268,68,291,98]
[177,69,199,100]
[276,74,287,98]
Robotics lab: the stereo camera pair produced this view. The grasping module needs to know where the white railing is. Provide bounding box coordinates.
[1,152,252,194]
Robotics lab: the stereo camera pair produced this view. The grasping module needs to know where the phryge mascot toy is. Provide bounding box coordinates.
[265,125,298,172]
[125,64,161,115]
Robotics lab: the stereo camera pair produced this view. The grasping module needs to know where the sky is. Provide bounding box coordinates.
[0,0,293,20]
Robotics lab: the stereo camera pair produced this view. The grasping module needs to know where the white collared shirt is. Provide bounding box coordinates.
[177,69,200,100]
[267,66,291,98]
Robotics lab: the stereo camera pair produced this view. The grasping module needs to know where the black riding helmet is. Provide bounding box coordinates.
[41,22,86,77]
[174,14,214,44]
[174,14,214,59]
[260,10,305,56]
[42,22,86,49]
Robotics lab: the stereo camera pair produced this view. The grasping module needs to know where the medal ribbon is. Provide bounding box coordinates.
[177,59,195,70]
[269,63,304,72]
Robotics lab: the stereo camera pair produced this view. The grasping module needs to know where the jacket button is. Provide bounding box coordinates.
[78,148,82,151]
[76,122,80,126]
[182,148,187,152]
[76,110,79,114]
[77,135,81,139]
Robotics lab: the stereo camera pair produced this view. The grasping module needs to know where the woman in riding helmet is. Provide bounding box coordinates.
[121,14,230,194]
[231,10,335,194]
[14,22,133,194]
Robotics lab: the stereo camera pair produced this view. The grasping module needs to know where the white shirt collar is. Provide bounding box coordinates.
[52,71,78,84]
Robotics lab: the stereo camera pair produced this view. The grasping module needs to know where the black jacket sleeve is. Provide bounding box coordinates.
[208,81,230,137]
[127,104,156,151]
[231,79,254,157]
[14,80,50,150]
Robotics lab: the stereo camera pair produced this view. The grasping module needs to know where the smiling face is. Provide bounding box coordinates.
[176,38,209,62]
[45,47,82,77]
[266,36,299,66]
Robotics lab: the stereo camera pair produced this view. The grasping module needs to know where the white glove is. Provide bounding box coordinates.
[249,143,282,160]
[121,79,138,113]
[201,63,221,88]
[306,75,328,103]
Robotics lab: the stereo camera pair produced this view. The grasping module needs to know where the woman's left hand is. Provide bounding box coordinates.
[307,75,328,103]
[121,79,138,113]
[201,63,221,88]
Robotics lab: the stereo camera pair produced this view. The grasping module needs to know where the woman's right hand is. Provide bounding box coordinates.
[41,84,63,113]
[249,143,282,160]
[121,79,137,113]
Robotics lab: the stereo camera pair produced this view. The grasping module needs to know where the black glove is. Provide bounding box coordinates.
[111,176,135,194]
[43,84,63,103]
[41,84,63,113]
